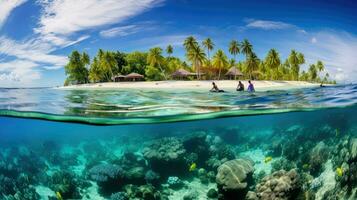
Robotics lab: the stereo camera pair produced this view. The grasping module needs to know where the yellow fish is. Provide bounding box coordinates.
[264,156,273,164]
[335,129,340,137]
[303,164,310,170]
[56,192,63,200]
[336,167,343,177]
[189,163,197,172]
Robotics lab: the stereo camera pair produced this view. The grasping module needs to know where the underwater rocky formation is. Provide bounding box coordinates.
[216,158,254,199]
[246,169,301,200]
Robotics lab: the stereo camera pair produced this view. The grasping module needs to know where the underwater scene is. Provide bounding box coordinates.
[0,85,357,200]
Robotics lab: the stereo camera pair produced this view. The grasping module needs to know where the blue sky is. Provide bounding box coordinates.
[0,0,356,87]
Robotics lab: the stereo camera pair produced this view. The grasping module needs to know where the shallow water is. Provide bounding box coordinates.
[0,85,356,199]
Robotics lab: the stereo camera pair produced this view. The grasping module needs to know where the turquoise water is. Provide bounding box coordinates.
[1,84,356,124]
[0,85,356,199]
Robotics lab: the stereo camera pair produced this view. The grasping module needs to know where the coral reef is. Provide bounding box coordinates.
[271,158,296,173]
[142,137,187,178]
[48,170,88,199]
[309,142,330,176]
[167,176,183,190]
[0,109,356,200]
[326,136,357,199]
[216,158,254,199]
[247,169,301,200]
[88,163,124,195]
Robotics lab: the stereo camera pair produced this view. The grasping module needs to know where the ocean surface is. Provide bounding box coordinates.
[0,84,356,200]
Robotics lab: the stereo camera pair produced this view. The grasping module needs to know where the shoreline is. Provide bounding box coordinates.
[58,80,321,92]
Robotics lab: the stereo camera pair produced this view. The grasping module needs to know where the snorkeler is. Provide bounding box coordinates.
[210,82,224,92]
[247,80,255,92]
[237,81,244,91]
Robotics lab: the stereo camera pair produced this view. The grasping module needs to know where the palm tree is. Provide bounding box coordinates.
[246,52,260,80]
[241,39,253,60]
[89,57,101,83]
[229,40,240,61]
[308,64,317,81]
[212,50,229,80]
[148,47,167,80]
[316,60,325,73]
[288,50,300,80]
[265,49,281,80]
[187,45,206,79]
[166,45,173,58]
[98,51,117,82]
[229,59,236,67]
[298,53,305,65]
[184,36,198,51]
[202,38,214,61]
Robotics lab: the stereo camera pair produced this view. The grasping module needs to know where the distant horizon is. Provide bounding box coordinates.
[1,0,357,87]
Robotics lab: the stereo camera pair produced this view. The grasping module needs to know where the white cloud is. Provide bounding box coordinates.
[0,0,164,86]
[293,31,357,83]
[0,60,41,86]
[33,0,163,48]
[0,36,68,67]
[35,0,163,36]
[133,34,198,49]
[298,29,308,34]
[311,37,317,43]
[100,25,140,38]
[0,0,27,28]
[245,19,294,30]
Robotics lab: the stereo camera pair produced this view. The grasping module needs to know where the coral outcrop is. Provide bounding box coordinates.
[88,163,124,195]
[142,137,187,178]
[309,142,330,176]
[327,137,357,199]
[247,169,301,200]
[216,158,254,199]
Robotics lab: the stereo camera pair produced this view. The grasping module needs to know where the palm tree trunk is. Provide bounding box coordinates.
[195,59,200,80]
[158,63,167,80]
[218,68,221,80]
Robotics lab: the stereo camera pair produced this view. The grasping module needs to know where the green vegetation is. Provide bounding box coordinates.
[64,37,336,85]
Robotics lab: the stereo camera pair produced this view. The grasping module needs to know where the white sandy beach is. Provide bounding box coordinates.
[59,80,320,91]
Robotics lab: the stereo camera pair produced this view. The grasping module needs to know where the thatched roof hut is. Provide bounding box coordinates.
[125,73,144,81]
[172,69,204,79]
[225,67,243,79]
[172,69,191,78]
[112,74,126,82]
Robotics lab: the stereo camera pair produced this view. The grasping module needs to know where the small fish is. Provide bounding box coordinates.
[302,164,310,170]
[189,163,197,172]
[264,156,273,164]
[56,191,63,200]
[335,129,340,137]
[336,167,343,177]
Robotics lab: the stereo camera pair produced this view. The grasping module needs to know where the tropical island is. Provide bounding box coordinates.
[63,36,335,90]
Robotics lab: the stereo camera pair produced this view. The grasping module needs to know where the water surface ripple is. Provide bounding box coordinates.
[0,84,356,124]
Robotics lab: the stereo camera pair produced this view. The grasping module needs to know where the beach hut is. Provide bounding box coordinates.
[172,69,191,79]
[112,74,126,82]
[225,67,243,80]
[125,73,144,81]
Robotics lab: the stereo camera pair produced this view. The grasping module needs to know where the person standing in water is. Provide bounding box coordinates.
[236,81,244,91]
[210,82,224,92]
[247,80,255,92]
